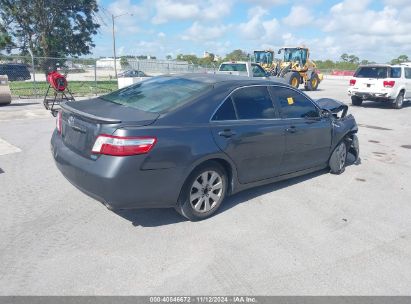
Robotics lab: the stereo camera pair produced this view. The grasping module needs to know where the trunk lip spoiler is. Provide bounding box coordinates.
[61,103,122,124]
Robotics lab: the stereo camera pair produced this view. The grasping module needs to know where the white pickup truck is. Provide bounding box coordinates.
[217,61,271,79]
[348,64,411,109]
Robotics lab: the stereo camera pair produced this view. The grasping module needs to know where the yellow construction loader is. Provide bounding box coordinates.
[254,47,323,91]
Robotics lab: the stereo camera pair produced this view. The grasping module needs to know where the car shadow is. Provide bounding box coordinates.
[115,154,360,228]
[357,100,411,109]
[1,102,39,107]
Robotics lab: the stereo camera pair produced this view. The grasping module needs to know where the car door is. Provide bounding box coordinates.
[270,86,332,173]
[210,86,286,184]
[404,67,411,99]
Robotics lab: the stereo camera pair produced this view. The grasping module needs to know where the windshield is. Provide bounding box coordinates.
[100,77,211,113]
[354,67,388,78]
[254,52,273,64]
[219,63,247,72]
[283,49,307,65]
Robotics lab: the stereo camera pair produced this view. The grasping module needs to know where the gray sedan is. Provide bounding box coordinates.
[51,74,359,221]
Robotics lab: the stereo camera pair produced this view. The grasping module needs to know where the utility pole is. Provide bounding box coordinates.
[111,12,132,79]
[112,14,117,79]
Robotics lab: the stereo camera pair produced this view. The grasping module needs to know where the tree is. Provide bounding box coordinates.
[120,57,129,69]
[225,49,249,61]
[348,54,359,64]
[0,0,100,71]
[391,55,409,65]
[166,55,172,60]
[340,53,349,62]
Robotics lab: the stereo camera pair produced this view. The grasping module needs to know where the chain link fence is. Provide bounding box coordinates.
[0,55,217,99]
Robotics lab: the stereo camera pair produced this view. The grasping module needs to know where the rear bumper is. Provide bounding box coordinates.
[51,131,183,209]
[348,90,394,101]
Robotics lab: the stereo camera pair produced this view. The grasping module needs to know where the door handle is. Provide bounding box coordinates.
[218,129,236,138]
[285,126,297,133]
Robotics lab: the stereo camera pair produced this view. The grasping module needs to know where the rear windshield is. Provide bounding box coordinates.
[354,67,402,79]
[100,77,211,113]
[219,64,247,72]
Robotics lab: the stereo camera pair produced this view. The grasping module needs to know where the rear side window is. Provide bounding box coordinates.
[272,87,319,119]
[405,68,411,79]
[354,67,388,79]
[231,86,276,119]
[212,98,236,121]
[390,67,401,78]
[100,77,211,113]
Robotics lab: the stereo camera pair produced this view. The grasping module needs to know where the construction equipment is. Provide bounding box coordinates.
[254,47,323,91]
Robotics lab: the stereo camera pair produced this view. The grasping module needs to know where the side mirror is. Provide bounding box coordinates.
[321,109,331,118]
[265,72,271,77]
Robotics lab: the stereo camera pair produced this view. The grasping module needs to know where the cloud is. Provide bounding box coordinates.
[181,22,229,42]
[152,0,234,24]
[238,6,279,41]
[282,6,314,27]
[152,0,200,24]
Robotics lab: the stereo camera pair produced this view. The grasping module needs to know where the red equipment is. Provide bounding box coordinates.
[43,70,74,116]
[47,71,68,91]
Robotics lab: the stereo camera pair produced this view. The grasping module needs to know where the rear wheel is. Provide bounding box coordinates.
[329,140,348,174]
[305,73,320,91]
[392,91,404,109]
[351,96,363,106]
[285,71,301,89]
[176,162,227,221]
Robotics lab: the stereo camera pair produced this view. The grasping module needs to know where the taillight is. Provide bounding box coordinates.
[56,111,62,134]
[91,134,156,156]
[349,79,356,86]
[383,80,395,88]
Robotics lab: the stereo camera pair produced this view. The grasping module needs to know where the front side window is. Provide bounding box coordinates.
[251,64,266,77]
[272,87,319,119]
[100,77,210,113]
[231,86,276,119]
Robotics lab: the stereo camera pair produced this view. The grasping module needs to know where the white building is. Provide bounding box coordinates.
[96,57,121,69]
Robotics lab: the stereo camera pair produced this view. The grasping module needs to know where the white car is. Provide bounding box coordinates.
[217,61,271,79]
[348,64,411,109]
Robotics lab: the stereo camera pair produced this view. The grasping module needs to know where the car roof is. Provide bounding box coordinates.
[161,73,288,86]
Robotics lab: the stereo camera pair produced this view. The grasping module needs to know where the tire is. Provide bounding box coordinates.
[351,96,363,106]
[329,140,348,174]
[305,73,320,91]
[175,161,227,221]
[284,71,301,89]
[392,91,404,109]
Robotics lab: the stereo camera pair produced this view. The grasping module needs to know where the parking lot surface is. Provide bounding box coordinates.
[0,78,411,295]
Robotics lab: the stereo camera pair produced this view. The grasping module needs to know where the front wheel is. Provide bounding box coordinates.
[176,162,227,221]
[329,140,348,174]
[305,73,320,91]
[285,71,301,89]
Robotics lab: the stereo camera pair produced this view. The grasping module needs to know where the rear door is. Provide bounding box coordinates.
[210,86,286,184]
[270,86,332,173]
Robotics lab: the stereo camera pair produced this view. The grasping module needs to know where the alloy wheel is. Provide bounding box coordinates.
[190,171,223,213]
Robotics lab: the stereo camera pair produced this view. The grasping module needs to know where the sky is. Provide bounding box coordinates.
[93,0,411,62]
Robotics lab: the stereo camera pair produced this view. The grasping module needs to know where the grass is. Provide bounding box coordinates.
[9,80,118,98]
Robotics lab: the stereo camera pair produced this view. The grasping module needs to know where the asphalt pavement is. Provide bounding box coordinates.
[0,78,411,295]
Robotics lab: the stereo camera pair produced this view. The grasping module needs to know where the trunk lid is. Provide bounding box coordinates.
[60,98,159,158]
